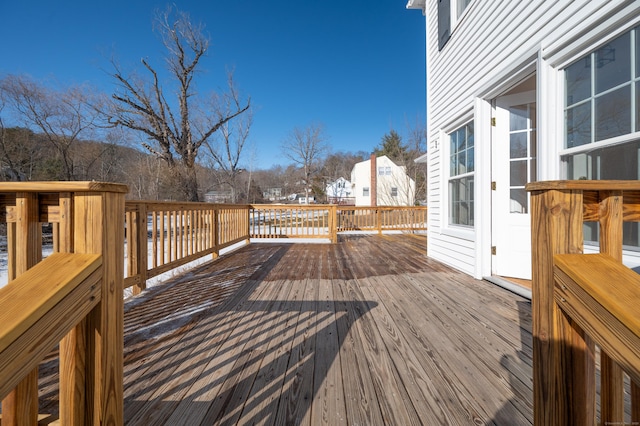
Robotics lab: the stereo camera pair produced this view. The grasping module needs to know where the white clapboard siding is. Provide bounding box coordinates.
[424,0,640,277]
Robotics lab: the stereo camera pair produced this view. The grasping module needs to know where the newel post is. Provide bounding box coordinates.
[598,191,625,423]
[72,186,126,425]
[329,205,338,244]
[127,202,148,295]
[529,185,595,426]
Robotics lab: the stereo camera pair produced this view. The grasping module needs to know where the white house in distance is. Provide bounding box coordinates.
[351,154,416,207]
[325,177,354,205]
[406,1,640,281]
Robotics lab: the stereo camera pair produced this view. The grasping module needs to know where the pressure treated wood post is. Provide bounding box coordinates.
[126,203,148,295]
[73,187,126,425]
[2,192,42,425]
[328,205,337,244]
[598,191,625,423]
[529,186,595,426]
[57,191,91,426]
[134,204,148,295]
[212,208,220,260]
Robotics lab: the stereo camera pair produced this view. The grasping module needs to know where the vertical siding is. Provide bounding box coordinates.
[425,0,637,276]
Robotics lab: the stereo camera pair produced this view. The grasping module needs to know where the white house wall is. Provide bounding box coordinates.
[351,161,371,206]
[351,155,416,206]
[423,0,640,278]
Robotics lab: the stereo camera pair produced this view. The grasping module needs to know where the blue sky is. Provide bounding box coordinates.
[0,1,426,169]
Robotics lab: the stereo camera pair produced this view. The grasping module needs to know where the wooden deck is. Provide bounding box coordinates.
[35,234,533,425]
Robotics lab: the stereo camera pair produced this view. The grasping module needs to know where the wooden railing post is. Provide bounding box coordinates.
[598,191,625,423]
[126,203,148,295]
[73,188,125,425]
[212,207,220,260]
[530,187,595,426]
[57,192,90,426]
[329,205,337,244]
[2,192,42,425]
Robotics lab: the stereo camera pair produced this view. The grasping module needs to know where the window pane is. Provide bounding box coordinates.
[467,147,474,172]
[563,141,640,248]
[457,151,467,174]
[530,158,537,182]
[563,140,640,180]
[530,130,537,158]
[456,0,471,18]
[449,176,474,226]
[637,28,640,78]
[510,160,527,187]
[566,103,591,148]
[450,131,458,155]
[510,105,528,131]
[450,154,457,176]
[510,189,528,214]
[595,33,631,94]
[457,129,467,151]
[623,222,639,247]
[595,85,631,141]
[530,102,537,130]
[637,81,640,130]
[566,56,591,105]
[510,132,527,158]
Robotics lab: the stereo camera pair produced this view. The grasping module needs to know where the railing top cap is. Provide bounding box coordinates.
[0,181,129,194]
[526,180,640,192]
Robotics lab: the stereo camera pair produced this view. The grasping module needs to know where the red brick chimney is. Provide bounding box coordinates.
[370,153,377,207]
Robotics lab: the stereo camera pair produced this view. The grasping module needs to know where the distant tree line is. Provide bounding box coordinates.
[0,7,426,204]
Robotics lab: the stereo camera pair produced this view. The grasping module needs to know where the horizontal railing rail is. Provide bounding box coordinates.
[527,180,640,425]
[0,253,102,398]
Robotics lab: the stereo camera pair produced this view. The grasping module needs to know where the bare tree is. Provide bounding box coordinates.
[281,123,329,204]
[203,105,253,203]
[108,8,250,201]
[0,75,102,180]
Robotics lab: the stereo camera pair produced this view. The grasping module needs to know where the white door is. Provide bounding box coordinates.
[491,91,537,280]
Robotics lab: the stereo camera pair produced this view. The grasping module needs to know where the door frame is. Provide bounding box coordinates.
[474,57,538,280]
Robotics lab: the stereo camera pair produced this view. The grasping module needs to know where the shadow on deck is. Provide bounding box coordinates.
[35,234,533,425]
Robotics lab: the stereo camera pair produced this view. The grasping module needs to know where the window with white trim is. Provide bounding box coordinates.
[448,122,474,226]
[437,0,473,50]
[565,26,640,147]
[363,187,369,197]
[563,24,640,248]
[391,187,398,197]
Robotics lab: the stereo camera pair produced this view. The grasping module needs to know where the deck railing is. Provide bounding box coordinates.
[0,189,426,423]
[528,180,640,425]
[124,201,250,295]
[336,206,428,233]
[0,182,126,425]
[249,204,338,242]
[249,205,427,243]
[122,203,426,290]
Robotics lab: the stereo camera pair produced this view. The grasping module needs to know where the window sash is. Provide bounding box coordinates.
[565,26,639,148]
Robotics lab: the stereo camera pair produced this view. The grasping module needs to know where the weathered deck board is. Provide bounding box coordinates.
[29,234,533,425]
